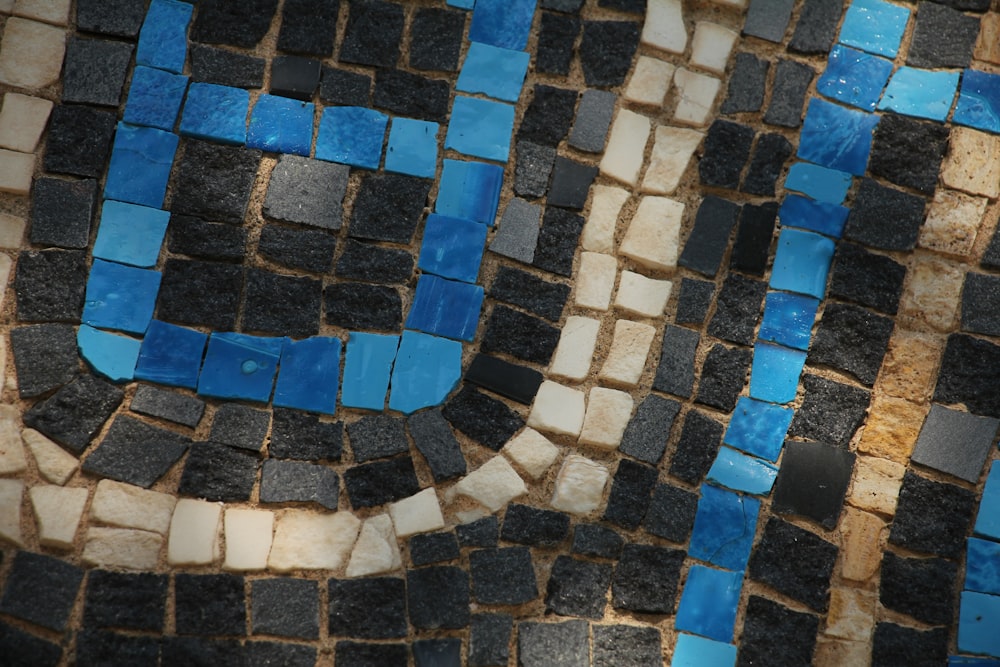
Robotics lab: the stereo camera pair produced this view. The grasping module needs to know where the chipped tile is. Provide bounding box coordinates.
[599,320,656,387]
[673,68,721,126]
[82,527,162,570]
[268,510,360,572]
[600,109,650,187]
[167,498,222,566]
[345,514,401,578]
[642,125,703,195]
[30,485,87,549]
[878,331,943,401]
[919,189,987,257]
[848,455,906,516]
[899,255,964,331]
[840,508,886,582]
[453,455,527,512]
[641,0,687,54]
[857,395,927,464]
[0,17,66,88]
[615,271,672,318]
[0,408,27,475]
[551,455,609,514]
[941,126,1000,199]
[91,479,176,535]
[826,588,877,642]
[690,22,737,74]
[620,196,684,271]
[548,316,601,382]
[581,185,628,253]
[22,428,78,484]
[503,428,560,480]
[579,388,634,450]
[574,251,618,311]
[390,488,445,537]
[624,56,675,107]
[528,380,586,437]
[0,479,23,546]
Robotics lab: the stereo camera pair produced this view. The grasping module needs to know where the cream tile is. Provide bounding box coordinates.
[548,316,601,382]
[22,427,77,484]
[899,255,964,331]
[83,527,162,570]
[690,22,737,74]
[223,508,274,571]
[826,588,877,641]
[642,125,704,195]
[0,212,25,249]
[453,455,527,512]
[0,0,13,12]
[624,56,675,107]
[600,109,651,187]
[528,380,587,437]
[615,271,672,317]
[673,68,721,126]
[848,455,905,516]
[0,17,66,88]
[579,387,634,450]
[642,0,687,54]
[919,189,987,257]
[0,93,53,153]
[390,488,444,537]
[0,479,22,546]
[582,185,628,253]
[91,479,176,535]
[599,320,656,386]
[0,149,34,195]
[0,405,26,474]
[575,251,618,311]
[268,510,360,572]
[30,484,87,549]
[346,514,401,578]
[167,499,222,566]
[503,428,560,480]
[12,0,71,25]
[620,196,684,271]
[551,455,609,514]
[941,127,1000,199]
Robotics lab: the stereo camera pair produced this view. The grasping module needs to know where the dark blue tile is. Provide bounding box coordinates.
[783,162,852,204]
[468,0,535,50]
[965,538,1000,596]
[769,228,836,299]
[417,214,487,284]
[797,98,879,175]
[816,45,893,111]
[954,68,1000,134]
[104,123,180,209]
[758,291,820,351]
[134,320,208,389]
[689,484,761,571]
[135,0,192,74]
[406,274,485,342]
[777,195,849,238]
[122,65,189,131]
[723,397,794,463]
[197,332,284,402]
[273,337,341,415]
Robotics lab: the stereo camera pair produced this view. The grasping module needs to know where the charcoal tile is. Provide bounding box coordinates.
[603,459,658,530]
[251,578,319,639]
[340,0,404,68]
[599,0,645,12]
[868,113,949,194]
[343,456,421,508]
[738,596,819,667]
[84,570,167,632]
[911,404,1000,483]
[789,374,870,448]
[171,140,261,223]
[410,8,465,72]
[247,642,316,667]
[43,105,116,178]
[612,544,684,613]
[466,354,543,405]
[930,0,990,8]
[0,552,83,632]
[175,573,245,637]
[772,440,855,529]
[699,120,755,189]
[533,207,584,277]
[962,272,1000,337]
[177,442,258,502]
[790,0,844,54]
[490,266,569,322]
[518,621,588,667]
[409,532,460,566]
[75,630,160,666]
[545,556,612,619]
[168,215,247,261]
[742,133,793,196]
[264,155,349,230]
[373,69,450,123]
[29,177,97,249]
[675,278,715,325]
[749,517,837,612]
[414,639,461,667]
[469,547,538,605]
[935,333,1000,418]
[157,259,243,330]
[336,641,408,667]
[537,12,580,75]
[190,45,265,88]
[764,59,815,128]
[23,374,123,453]
[82,415,190,488]
[442,386,524,451]
[808,303,894,386]
[678,196,740,277]
[269,56,320,100]
[15,249,87,323]
[880,552,957,626]
[592,625,662,667]
[191,0,277,47]
[889,470,976,558]
[644,483,699,543]
[669,409,724,484]
[731,202,778,276]
[407,567,470,630]
[721,53,769,114]
[568,89,616,153]
[548,157,598,210]
[469,614,512,667]
[871,623,948,667]
[501,504,570,546]
[11,324,78,398]
[320,67,371,107]
[620,394,682,464]
[514,141,557,197]
[518,85,578,147]
[335,240,412,284]
[579,20,639,87]
[908,2,979,69]
[708,274,766,346]
[845,178,926,251]
[744,0,794,42]
[347,414,408,463]
[278,0,339,56]
[829,242,906,315]
[349,173,431,244]
[324,283,402,332]
[162,637,246,667]
[76,0,145,37]
[408,409,466,482]
[269,409,343,460]
[571,524,623,559]
[482,305,560,365]
[457,516,499,548]
[210,404,269,451]
[328,577,406,638]
[260,459,339,509]
[258,225,336,274]
[0,622,61,667]
[696,345,752,412]
[62,37,133,106]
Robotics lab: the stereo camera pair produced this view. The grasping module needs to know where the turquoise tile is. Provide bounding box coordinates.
[341,332,400,411]
[689,484,761,571]
[817,45,893,112]
[92,200,170,268]
[954,69,1000,134]
[838,0,910,59]
[447,0,475,7]
[385,118,439,179]
[878,67,959,121]
[975,462,1000,541]
[758,291,820,351]
[436,159,504,225]
[797,98,879,175]
[784,162,853,204]
[82,259,161,335]
[708,446,779,496]
[197,332,284,402]
[77,325,141,383]
[247,94,314,156]
[135,0,192,74]
[966,538,1000,596]
[122,65,189,131]
[179,82,250,145]
[671,634,737,667]
[273,337,342,415]
[445,96,515,163]
[724,397,794,463]
[418,214,488,284]
[405,274,485,342]
[959,591,1000,658]
[388,330,463,414]
[778,195,849,238]
[468,0,534,51]
[134,320,208,389]
[104,123,179,209]
[457,41,531,102]
[749,342,807,404]
[675,565,744,642]
[770,228,835,299]
[315,106,388,169]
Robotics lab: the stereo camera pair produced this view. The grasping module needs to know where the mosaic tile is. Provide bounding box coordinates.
[721,52,768,114]
[869,112,949,194]
[29,177,96,250]
[672,634,737,667]
[315,106,388,170]
[829,242,906,315]
[388,331,462,414]
[771,440,854,529]
[676,564,742,642]
[277,0,338,57]
[612,544,684,614]
[409,8,464,72]
[519,85,577,147]
[816,45,892,112]
[319,67,370,107]
[744,0,793,42]
[769,228,835,299]
[708,273,766,346]
[62,36,133,107]
[679,196,739,277]
[373,69,451,123]
[724,397,794,463]
[758,291,819,351]
[689,484,760,571]
[742,133,793,196]
[695,344,752,413]
[707,446,778,496]
[739,597,819,666]
[43,105,117,179]
[838,0,909,59]
[580,20,640,87]
[908,1,979,69]
[798,98,878,175]
[764,59,815,128]
[699,119,754,188]
[340,0,403,67]
[877,67,959,121]
[749,342,806,404]
[731,203,778,275]
[135,0,190,74]
[673,68,722,126]
[790,373,870,447]
[489,266,569,322]
[882,551,957,625]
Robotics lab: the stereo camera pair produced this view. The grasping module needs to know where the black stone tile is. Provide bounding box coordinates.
[731,202,778,276]
[501,504,570,547]
[829,242,906,315]
[678,195,740,277]
[76,0,145,38]
[548,156,598,210]
[0,551,83,632]
[542,0,585,9]
[340,0,404,68]
[11,324,78,398]
[414,638,462,667]
[721,53,769,115]
[764,59,815,128]
[177,442,258,502]
[410,8,465,72]
[84,570,167,632]
[259,459,339,509]
[320,67,371,107]
[408,409,467,482]
[808,303,894,386]
[82,414,190,488]
[611,544,684,614]
[935,333,1000,418]
[62,37,133,106]
[171,140,261,223]
[175,573,246,637]
[168,215,247,261]
[23,374,123,453]
[258,225,336,274]
[466,354,543,405]
[14,249,87,323]
[699,120,756,189]
[409,532,461,566]
[533,207,585,277]
[908,2,979,69]
[191,0,277,48]
[247,642,316,667]
[518,85,578,147]
[335,642,408,667]
[749,517,837,612]
[620,393,682,464]
[789,374,870,448]
[669,409,724,485]
[324,283,402,331]
[930,0,991,8]
[347,414,409,462]
[270,55,321,100]
[43,104,116,178]
[373,69,450,123]
[580,20,640,87]
[0,622,61,667]
[869,113,949,194]
[845,178,926,251]
[742,133,793,196]
[571,524,623,559]
[644,482,698,543]
[737,596,819,667]
[599,0,645,12]
[457,516,499,548]
[269,408,343,460]
[744,0,794,41]
[603,459,658,530]
[482,305,560,365]
[772,440,855,529]
[695,344,752,412]
[790,0,843,54]
[469,614,512,667]
[251,578,319,639]
[880,552,957,625]
[889,470,976,558]
[29,177,97,249]
[335,239,413,284]
[962,272,1000,337]
[75,629,160,667]
[342,456,421,508]
[490,266,569,322]
[545,555,612,619]
[675,278,715,325]
[708,274,767,346]
[568,89,615,153]
[407,566,470,629]
[157,259,243,330]
[210,404,270,451]
[518,621,589,667]
[162,637,246,667]
[871,623,948,667]
[537,12,580,75]
[442,386,524,451]
[329,579,407,639]
[469,547,538,605]
[514,140,557,198]
[592,625,662,667]
[277,0,339,56]
[349,173,431,244]
[190,45,266,88]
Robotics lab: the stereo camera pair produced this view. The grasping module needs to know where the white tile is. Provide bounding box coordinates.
[642,125,704,195]
[528,380,587,437]
[167,499,222,566]
[22,427,77,484]
[615,271,673,318]
[83,527,162,570]
[624,56,675,107]
[91,479,176,535]
[0,212,25,248]
[690,22,738,74]
[600,109,651,187]
[0,479,22,546]
[0,17,66,88]
[268,510,360,572]
[642,0,688,54]
[673,68,722,126]
[582,185,628,254]
[503,428,560,480]
[13,0,71,25]
[223,508,274,571]
[0,405,26,474]
[0,93,53,153]
[30,484,87,549]
[346,514,401,578]
[390,488,445,537]
[548,316,601,382]
[579,388,635,450]
[453,455,527,512]
[574,251,618,311]
[620,196,684,271]
[599,320,656,386]
[0,149,33,195]
[551,455,609,514]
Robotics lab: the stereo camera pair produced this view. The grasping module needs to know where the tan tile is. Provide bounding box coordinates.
[0,212,26,248]
[0,479,23,546]
[620,196,684,272]
[503,428,559,480]
[919,189,988,257]
[878,331,943,401]
[814,637,870,667]
[30,485,87,549]
[840,508,886,582]
[91,479,176,535]
[548,316,600,382]
[528,380,586,437]
[575,251,618,311]
[223,508,274,571]
[0,149,34,195]
[390,488,444,537]
[899,255,964,331]
[0,0,13,12]
[600,109,651,187]
[12,0,71,25]
[598,320,656,387]
[642,0,687,54]
[614,271,672,318]
[976,13,1000,65]
[22,427,78,484]
[345,514,401,578]
[582,185,628,253]
[0,17,66,88]
[83,527,162,570]
[690,22,737,75]
[673,68,721,127]
[826,587,877,641]
[857,396,927,464]
[268,510,360,572]
[941,127,1000,199]
[624,56,675,107]
[579,387,634,450]
[0,93,53,153]
[551,454,609,514]
[453,456,527,512]
[848,455,905,516]
[0,405,26,475]
[642,125,704,195]
[167,499,222,566]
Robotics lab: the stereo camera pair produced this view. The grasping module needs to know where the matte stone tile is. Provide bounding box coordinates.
[962,272,1000,337]
[772,441,855,529]
[579,20,639,87]
[764,59,814,128]
[868,113,949,194]
[611,544,684,613]
[620,394,682,464]
[518,85,577,147]
[457,516,499,548]
[11,323,78,398]
[743,0,794,42]
[603,459,658,530]
[82,415,190,488]
[669,409,723,485]
[678,196,739,277]
[790,0,843,53]
[334,240,411,284]
[1,622,59,666]
[808,303,894,386]
[260,460,338,510]
[708,274,767,346]
[342,456,420,508]
[935,333,1000,418]
[162,637,246,667]
[721,53,768,114]
[407,409,466,482]
[537,12,579,75]
[541,0,585,11]
[514,141,556,198]
[373,69,450,123]
[442,386,524,451]
[889,470,975,558]
[469,547,538,604]
[0,551,83,631]
[76,0,146,37]
[788,374,869,448]
[548,157,598,210]
[347,415,408,463]
[742,133,793,196]
[324,283,401,332]
[871,623,947,667]
[167,215,246,261]
[269,409,342,461]
[177,442,258,502]
[248,642,316,667]
[569,90,615,153]
[533,207,585,277]
[349,173,430,244]
[175,573,246,637]
[242,270,322,337]
[43,105,116,178]
[191,0,276,48]
[258,225,336,274]
[190,44,265,88]
[500,503,569,547]
[328,577,406,638]
[644,482,698,543]
[265,155,348,231]
[908,2,979,69]
[699,120,755,188]
[675,278,715,325]
[653,325,700,399]
[738,596,819,666]
[489,267,568,322]
[410,8,464,72]
[340,0,404,67]
[695,344,752,412]
[518,621,588,667]
[571,524,623,559]
[62,37,133,107]
[157,259,244,331]
[171,140,261,223]
[829,242,906,315]
[407,566,470,630]
[277,0,338,56]
[469,614,511,667]
[130,386,204,429]
[545,556,611,619]
[75,629,160,666]
[880,552,957,625]
[23,374,123,453]
[84,571,168,632]
[844,178,926,251]
[481,305,559,365]
[413,639,461,667]
[409,532,460,566]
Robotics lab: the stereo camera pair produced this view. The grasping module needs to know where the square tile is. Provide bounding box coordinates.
[688,483,760,571]
[797,98,878,175]
[869,112,950,194]
[675,565,742,642]
[691,22,737,74]
[772,440,855,529]
[641,0,686,54]
[723,397,793,462]
[445,96,515,162]
[624,56,675,106]
[264,154,348,230]
[62,36,133,107]
[911,404,999,483]
[247,94,314,156]
[954,69,1000,135]
[758,291,820,351]
[104,123,180,209]
[136,0,191,74]
[749,517,838,611]
[959,591,1000,658]
[83,259,161,334]
[315,106,387,169]
[0,92,53,152]
[943,126,1000,199]
[122,66,188,131]
[749,342,807,405]
[838,0,910,59]
[907,1,979,69]
[0,149,34,195]
[384,118,438,178]
[965,538,1000,596]
[406,274,484,342]
[93,201,169,268]
[891,470,975,558]
[0,17,66,88]
[436,159,504,225]
[877,67,959,121]
[341,332,399,411]
[197,332,284,402]
[388,331,462,414]
[672,634,736,667]
[273,337,341,415]
[457,41,529,102]
[179,82,249,145]
[134,320,208,389]
[601,108,651,187]
[673,68,721,126]
[417,214,487,284]
[270,55,321,100]
[743,0,793,42]
[468,0,534,51]
[769,228,835,299]
[816,45,893,111]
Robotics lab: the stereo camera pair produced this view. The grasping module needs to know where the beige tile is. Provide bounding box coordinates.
[673,68,721,127]
[223,508,274,571]
[878,331,943,401]
[919,189,987,257]
[599,320,656,387]
[83,527,162,570]
[345,514,401,578]
[503,428,559,480]
[0,212,25,248]
[690,22,737,74]
[848,455,905,516]
[642,0,687,53]
[624,56,675,107]
[12,0,71,25]
[575,251,618,311]
[22,427,78,484]
[856,395,927,464]
[390,488,444,537]
[528,380,586,437]
[942,127,1000,199]
[976,13,1000,65]
[600,109,651,187]
[0,149,34,195]
[167,498,222,566]
[582,185,628,253]
[30,484,87,549]
[0,405,26,474]
[0,93,53,152]
[0,17,66,88]
[642,125,704,195]
[620,196,684,271]
[814,638,870,667]
[268,510,360,572]
[548,316,601,382]
[0,479,23,546]
[551,454,609,514]
[453,455,527,512]
[0,0,13,12]
[615,271,672,318]
[840,508,886,582]
[826,588,877,641]
[91,479,176,535]
[579,387,634,450]
[899,255,964,331]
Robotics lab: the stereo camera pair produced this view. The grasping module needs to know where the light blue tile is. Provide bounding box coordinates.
[82,259,161,335]
[436,159,504,225]
[966,538,1000,596]
[949,656,1000,666]
[777,195,849,238]
[675,565,743,642]
[959,591,1000,658]
[197,332,284,402]
[179,82,250,145]
[749,342,807,405]
[385,118,439,178]
[838,0,910,59]
[784,162,853,204]
[77,325,141,383]
[724,397,794,463]
[273,337,342,415]
[92,200,170,268]
[975,462,1000,541]
[247,94,314,156]
[758,291,820,351]
[457,41,531,102]
[797,98,879,175]
[341,332,399,411]
[878,67,959,121]
[134,320,207,389]
[104,123,179,209]
[445,95,515,163]
[315,106,388,169]
[468,0,534,51]
[689,484,761,571]
[122,65,189,131]
[708,447,779,496]
[954,69,1000,134]
[388,330,463,414]
[770,228,836,299]
[418,213,488,283]
[671,634,737,667]
[405,274,485,342]
[136,0,192,74]
[816,45,893,111]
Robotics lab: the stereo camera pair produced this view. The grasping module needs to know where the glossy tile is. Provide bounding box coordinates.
[749,341,807,404]
[770,228,836,299]
[877,67,959,121]
[816,45,892,111]
[92,201,169,268]
[707,446,778,496]
[797,98,878,175]
[273,337,342,415]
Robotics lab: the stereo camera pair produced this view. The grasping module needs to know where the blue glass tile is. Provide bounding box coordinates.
[954,69,1000,134]
[197,332,284,402]
[315,106,388,170]
[104,123,180,209]
[122,65,189,131]
[770,228,836,299]
[436,159,504,225]
[689,484,761,572]
[418,214,488,283]
[724,397,794,463]
[134,320,208,389]
[82,259,161,335]
[385,118,439,179]
[92,200,170,268]
[671,634,737,667]
[468,0,534,51]
[273,337,341,415]
[838,0,910,59]
[135,0,192,74]
[975,462,1000,540]
[406,274,485,342]
[965,538,1000,596]
[675,565,743,643]
[797,98,879,175]
[341,332,400,411]
[816,45,893,112]
[878,67,959,121]
[959,591,1000,658]
[388,330,463,414]
[77,325,141,383]
[708,447,779,496]
[178,83,250,145]
[444,96,515,163]
[448,0,475,7]
[949,658,1000,666]
[457,41,531,103]
[749,342,807,405]
[778,195,850,238]
[758,291,820,351]
[784,162,853,205]
[247,94,314,156]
